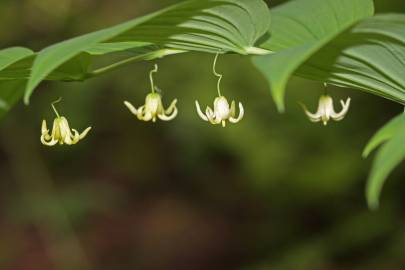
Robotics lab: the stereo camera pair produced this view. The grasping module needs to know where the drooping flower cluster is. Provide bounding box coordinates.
[40,59,352,146]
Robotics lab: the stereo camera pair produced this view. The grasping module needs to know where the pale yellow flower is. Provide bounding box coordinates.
[124,93,177,122]
[302,95,351,126]
[41,99,91,146]
[124,64,178,122]
[196,96,244,127]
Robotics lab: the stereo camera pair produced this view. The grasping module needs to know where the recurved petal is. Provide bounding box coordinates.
[230,101,236,118]
[70,129,81,144]
[207,107,221,125]
[300,103,322,123]
[124,101,138,116]
[41,120,49,135]
[136,106,146,120]
[331,98,351,121]
[79,127,92,140]
[229,102,244,123]
[40,134,58,146]
[158,107,178,121]
[165,99,178,115]
[195,101,208,121]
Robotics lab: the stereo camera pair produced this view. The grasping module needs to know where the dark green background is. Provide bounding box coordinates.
[0,0,404,269]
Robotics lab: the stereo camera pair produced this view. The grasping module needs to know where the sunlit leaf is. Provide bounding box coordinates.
[24,0,271,104]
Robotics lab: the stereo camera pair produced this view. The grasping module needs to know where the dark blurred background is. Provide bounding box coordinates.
[1,0,405,269]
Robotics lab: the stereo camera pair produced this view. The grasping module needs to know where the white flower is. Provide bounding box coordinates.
[41,99,91,146]
[195,53,244,127]
[124,64,178,123]
[124,93,178,122]
[302,95,351,126]
[195,96,244,127]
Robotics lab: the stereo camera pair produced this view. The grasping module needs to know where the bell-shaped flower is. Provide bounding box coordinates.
[195,96,244,127]
[124,64,178,123]
[302,95,351,126]
[41,99,91,146]
[124,93,178,122]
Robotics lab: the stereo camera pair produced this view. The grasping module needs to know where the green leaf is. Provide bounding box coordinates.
[84,42,153,55]
[252,0,374,112]
[363,113,405,158]
[366,114,405,210]
[0,47,34,71]
[0,47,35,82]
[295,14,405,107]
[0,48,32,119]
[24,0,271,104]
[0,80,26,120]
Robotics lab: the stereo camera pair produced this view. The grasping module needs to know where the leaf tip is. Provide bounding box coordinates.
[23,89,32,105]
[367,197,380,211]
[273,92,286,113]
[362,148,371,159]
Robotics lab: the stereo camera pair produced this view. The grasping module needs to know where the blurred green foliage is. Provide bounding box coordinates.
[1,0,405,270]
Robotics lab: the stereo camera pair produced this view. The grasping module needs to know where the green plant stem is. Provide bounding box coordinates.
[88,49,186,78]
[213,53,223,96]
[149,64,158,93]
[51,97,62,118]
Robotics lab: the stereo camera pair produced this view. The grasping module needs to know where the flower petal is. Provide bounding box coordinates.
[165,99,178,115]
[79,127,92,140]
[40,134,58,146]
[136,106,146,120]
[124,101,138,116]
[51,118,61,141]
[41,120,49,135]
[70,129,81,144]
[59,117,74,144]
[300,103,322,123]
[230,101,236,118]
[229,102,244,123]
[142,111,153,122]
[195,101,208,121]
[331,98,351,121]
[205,107,220,125]
[158,107,178,121]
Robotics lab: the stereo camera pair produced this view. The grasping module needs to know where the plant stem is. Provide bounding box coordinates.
[51,97,62,118]
[149,64,158,93]
[89,49,186,78]
[213,53,223,96]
